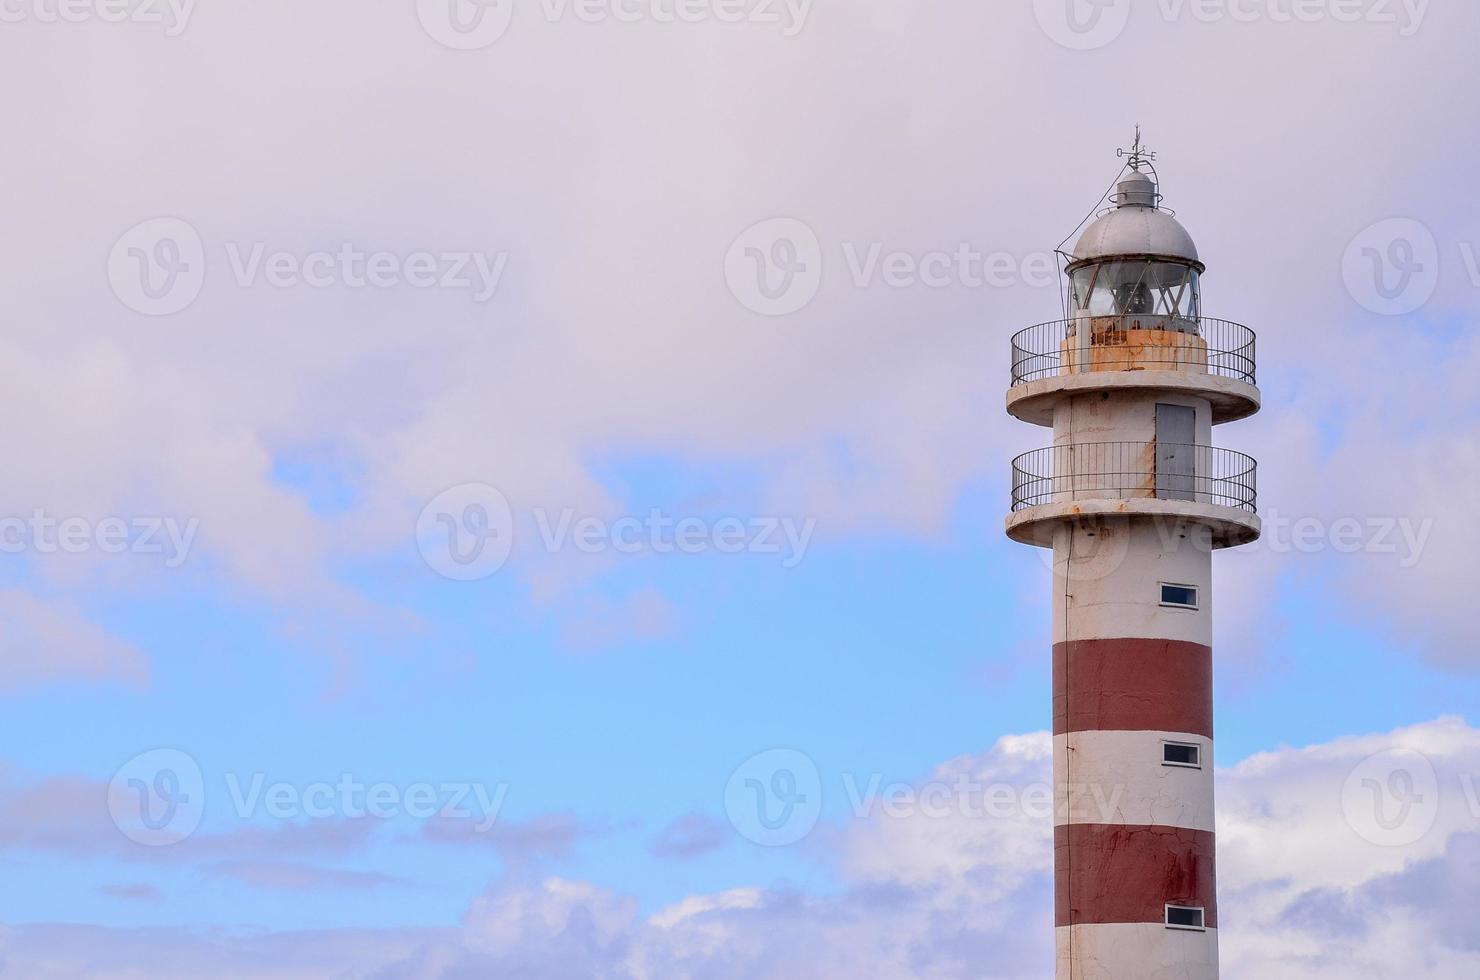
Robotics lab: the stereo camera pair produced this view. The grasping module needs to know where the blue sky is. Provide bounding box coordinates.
[1,1,1479,977]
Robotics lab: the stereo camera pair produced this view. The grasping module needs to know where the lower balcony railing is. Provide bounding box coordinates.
[1011,442,1257,513]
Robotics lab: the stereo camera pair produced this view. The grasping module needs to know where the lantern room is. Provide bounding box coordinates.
[1067,169,1205,327]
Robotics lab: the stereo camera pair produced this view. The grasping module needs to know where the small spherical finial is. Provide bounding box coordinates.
[1072,130,1198,266]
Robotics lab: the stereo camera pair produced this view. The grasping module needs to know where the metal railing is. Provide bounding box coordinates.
[1010,316,1257,386]
[1011,442,1257,513]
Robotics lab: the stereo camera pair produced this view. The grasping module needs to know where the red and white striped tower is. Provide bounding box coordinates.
[1005,137,1261,980]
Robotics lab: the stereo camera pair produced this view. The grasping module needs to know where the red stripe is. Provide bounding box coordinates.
[1055,824,1217,927]
[1053,638,1213,737]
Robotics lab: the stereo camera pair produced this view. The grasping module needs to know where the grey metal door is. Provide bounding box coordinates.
[1156,404,1197,501]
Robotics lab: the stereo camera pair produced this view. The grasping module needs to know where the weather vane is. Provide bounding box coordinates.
[1117,125,1156,171]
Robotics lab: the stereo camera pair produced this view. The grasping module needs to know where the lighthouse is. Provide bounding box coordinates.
[1005,136,1260,979]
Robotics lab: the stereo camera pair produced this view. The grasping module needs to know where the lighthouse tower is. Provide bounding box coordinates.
[1005,136,1260,980]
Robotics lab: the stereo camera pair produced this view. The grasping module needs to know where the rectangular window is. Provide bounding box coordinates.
[1160,583,1199,609]
[1165,905,1206,931]
[1163,741,1201,769]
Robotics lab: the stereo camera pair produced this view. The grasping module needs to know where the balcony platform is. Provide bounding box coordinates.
[1007,369,1261,426]
[1005,497,1262,550]
[1007,441,1260,550]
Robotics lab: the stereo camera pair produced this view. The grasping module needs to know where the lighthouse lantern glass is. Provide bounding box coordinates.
[1070,260,1201,319]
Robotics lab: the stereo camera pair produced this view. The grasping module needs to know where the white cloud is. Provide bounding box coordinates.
[5,719,1478,977]
[0,591,146,691]
[0,0,1476,674]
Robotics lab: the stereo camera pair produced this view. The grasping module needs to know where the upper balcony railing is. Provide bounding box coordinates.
[1011,442,1257,513]
[1010,315,1257,387]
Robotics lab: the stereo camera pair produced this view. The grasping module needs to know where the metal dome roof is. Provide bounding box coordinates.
[1071,170,1201,267]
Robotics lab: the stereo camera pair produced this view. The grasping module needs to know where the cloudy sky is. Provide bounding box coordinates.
[1,0,1478,976]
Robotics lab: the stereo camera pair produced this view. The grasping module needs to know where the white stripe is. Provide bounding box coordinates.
[1053,731,1215,832]
[1057,924,1219,980]
[1051,520,1213,647]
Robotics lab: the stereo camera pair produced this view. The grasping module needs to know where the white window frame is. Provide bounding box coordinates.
[1159,582,1200,610]
[1161,740,1202,770]
[1164,904,1207,932]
